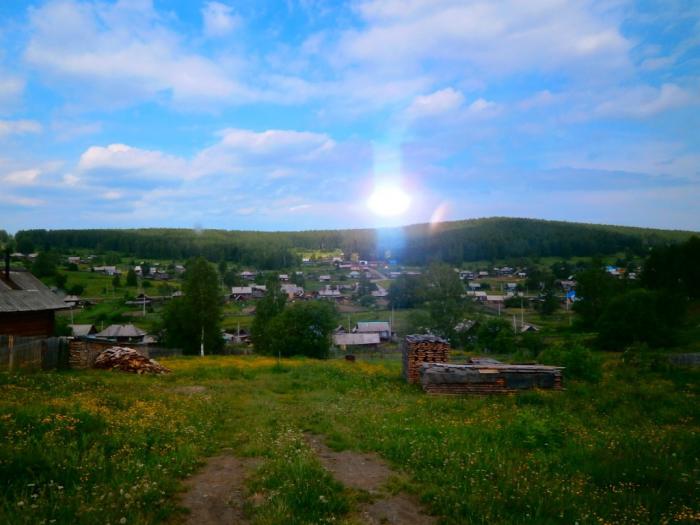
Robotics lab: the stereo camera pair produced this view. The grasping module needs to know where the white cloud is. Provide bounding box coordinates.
[78,143,188,181]
[595,83,695,118]
[340,0,631,77]
[405,88,464,119]
[0,74,25,111]
[193,128,340,177]
[0,119,42,137]
[3,168,41,185]
[24,0,248,107]
[202,2,239,38]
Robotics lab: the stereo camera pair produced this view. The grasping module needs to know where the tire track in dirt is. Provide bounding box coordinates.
[305,434,437,525]
[179,453,261,525]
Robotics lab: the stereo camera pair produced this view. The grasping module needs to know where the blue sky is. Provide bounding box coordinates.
[0,0,698,232]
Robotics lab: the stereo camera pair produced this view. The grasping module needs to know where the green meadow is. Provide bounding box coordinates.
[1,354,698,524]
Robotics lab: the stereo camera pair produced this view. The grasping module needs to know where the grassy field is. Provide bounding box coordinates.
[1,354,698,524]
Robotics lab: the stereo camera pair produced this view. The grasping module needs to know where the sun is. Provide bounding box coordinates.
[367,185,411,217]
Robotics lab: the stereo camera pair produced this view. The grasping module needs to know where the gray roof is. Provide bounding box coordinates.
[0,270,68,312]
[356,321,391,333]
[69,324,96,337]
[333,333,380,346]
[95,324,147,338]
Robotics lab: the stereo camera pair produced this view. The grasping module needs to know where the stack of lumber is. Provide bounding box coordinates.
[402,335,450,384]
[93,346,171,374]
[420,360,563,395]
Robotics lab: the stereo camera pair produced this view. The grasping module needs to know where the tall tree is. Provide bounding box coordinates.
[267,301,337,358]
[163,257,223,354]
[126,268,138,287]
[424,263,468,341]
[251,276,287,354]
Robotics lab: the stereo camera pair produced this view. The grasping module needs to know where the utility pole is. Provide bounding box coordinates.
[200,326,204,357]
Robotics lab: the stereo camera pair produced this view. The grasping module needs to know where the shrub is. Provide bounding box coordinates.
[539,344,602,382]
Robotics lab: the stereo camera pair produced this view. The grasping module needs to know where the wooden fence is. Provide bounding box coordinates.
[0,335,69,371]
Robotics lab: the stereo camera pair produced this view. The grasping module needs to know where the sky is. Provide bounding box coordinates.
[0,0,698,233]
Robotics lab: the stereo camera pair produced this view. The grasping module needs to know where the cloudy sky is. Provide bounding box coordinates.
[0,0,698,232]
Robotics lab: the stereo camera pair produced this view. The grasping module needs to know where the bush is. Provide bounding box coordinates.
[539,344,602,382]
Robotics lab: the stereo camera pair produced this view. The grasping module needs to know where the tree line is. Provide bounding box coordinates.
[12,217,694,269]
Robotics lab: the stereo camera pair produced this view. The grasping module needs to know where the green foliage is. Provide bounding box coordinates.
[67,283,85,296]
[126,268,138,287]
[642,235,700,298]
[13,218,694,268]
[54,272,67,290]
[424,262,468,341]
[572,265,621,329]
[31,251,58,277]
[388,274,426,308]
[539,343,602,382]
[537,289,560,316]
[266,301,337,358]
[474,317,516,353]
[111,274,121,288]
[162,257,223,354]
[251,277,287,354]
[596,289,686,350]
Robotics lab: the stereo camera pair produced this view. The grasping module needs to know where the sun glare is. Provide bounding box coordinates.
[367,185,411,217]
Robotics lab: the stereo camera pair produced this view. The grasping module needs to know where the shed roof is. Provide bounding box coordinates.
[356,321,390,333]
[0,270,67,312]
[69,324,96,337]
[95,324,146,338]
[333,333,380,346]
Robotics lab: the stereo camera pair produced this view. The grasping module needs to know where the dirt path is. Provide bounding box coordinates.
[305,434,437,525]
[179,453,261,525]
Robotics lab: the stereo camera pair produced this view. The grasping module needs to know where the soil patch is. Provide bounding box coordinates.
[179,453,261,525]
[172,386,208,395]
[305,434,436,524]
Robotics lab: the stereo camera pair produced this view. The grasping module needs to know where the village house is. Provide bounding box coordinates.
[278,274,289,282]
[318,275,331,282]
[355,321,392,341]
[67,256,81,265]
[230,286,253,301]
[318,288,341,299]
[240,270,256,280]
[281,284,304,299]
[0,263,67,337]
[68,324,97,337]
[333,332,380,350]
[95,324,147,344]
[93,265,119,276]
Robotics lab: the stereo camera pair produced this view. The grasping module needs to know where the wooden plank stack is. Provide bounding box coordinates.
[402,335,450,384]
[420,361,563,395]
[93,346,171,374]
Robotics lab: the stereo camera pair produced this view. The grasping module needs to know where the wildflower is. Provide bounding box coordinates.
[120,518,127,524]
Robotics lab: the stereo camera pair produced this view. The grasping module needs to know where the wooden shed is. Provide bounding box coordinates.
[0,266,67,337]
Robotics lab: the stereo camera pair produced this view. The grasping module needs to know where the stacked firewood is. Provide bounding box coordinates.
[402,335,450,384]
[93,346,171,374]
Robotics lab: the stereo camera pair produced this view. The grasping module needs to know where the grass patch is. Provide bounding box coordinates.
[0,355,698,524]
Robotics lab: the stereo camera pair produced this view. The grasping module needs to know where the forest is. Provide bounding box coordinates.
[10,217,696,269]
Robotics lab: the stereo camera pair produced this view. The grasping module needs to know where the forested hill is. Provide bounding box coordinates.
[11,218,697,268]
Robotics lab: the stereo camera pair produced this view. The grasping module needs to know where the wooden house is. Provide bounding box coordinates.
[0,263,67,337]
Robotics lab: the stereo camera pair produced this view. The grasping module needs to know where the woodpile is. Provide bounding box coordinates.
[420,360,563,395]
[402,335,450,384]
[93,346,171,374]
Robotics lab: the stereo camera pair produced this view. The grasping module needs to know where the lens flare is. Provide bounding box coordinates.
[367,185,411,216]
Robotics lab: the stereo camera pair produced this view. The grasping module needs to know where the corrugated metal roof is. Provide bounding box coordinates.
[69,324,95,336]
[0,271,68,312]
[356,321,390,333]
[333,333,380,346]
[96,324,146,338]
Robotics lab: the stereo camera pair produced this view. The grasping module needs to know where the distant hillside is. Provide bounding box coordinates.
[12,217,697,268]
